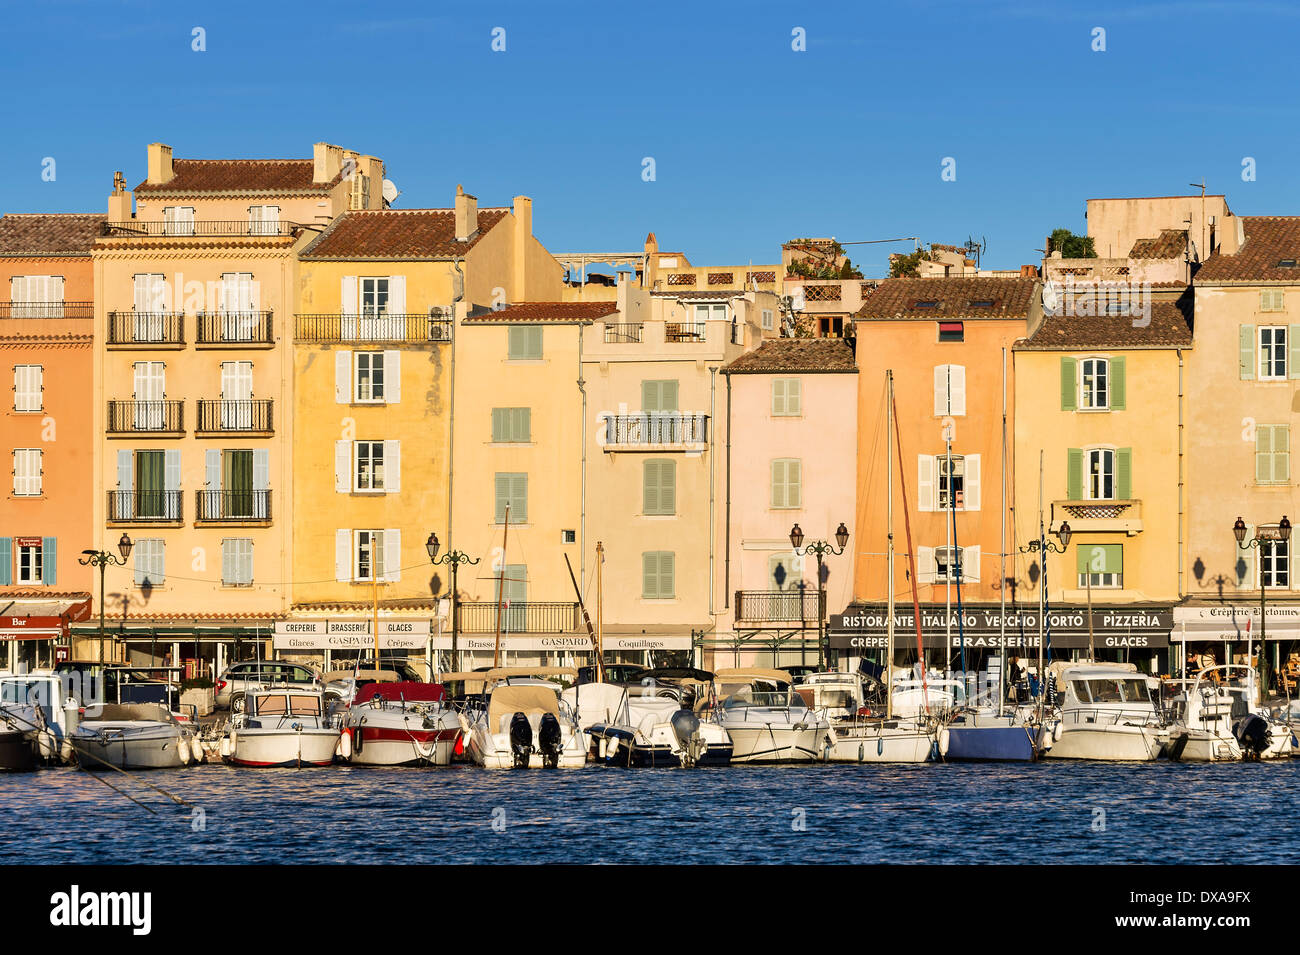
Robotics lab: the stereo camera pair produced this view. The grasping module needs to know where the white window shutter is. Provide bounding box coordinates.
[384,350,401,403]
[335,529,351,582]
[917,455,935,512]
[933,365,948,416]
[50,276,63,302]
[917,546,935,584]
[950,365,967,416]
[335,351,351,403]
[789,378,802,415]
[205,449,220,487]
[965,454,981,511]
[389,275,406,315]
[384,439,401,492]
[11,276,25,303]
[341,276,358,315]
[963,545,981,582]
[383,529,401,582]
[772,379,785,416]
[335,440,351,493]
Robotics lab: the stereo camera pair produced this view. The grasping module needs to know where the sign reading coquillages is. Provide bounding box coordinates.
[272,619,430,651]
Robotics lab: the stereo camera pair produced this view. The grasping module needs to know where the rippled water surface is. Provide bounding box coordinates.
[3,761,1298,864]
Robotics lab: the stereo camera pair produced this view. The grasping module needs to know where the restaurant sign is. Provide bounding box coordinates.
[0,615,66,641]
[427,634,692,652]
[272,619,430,651]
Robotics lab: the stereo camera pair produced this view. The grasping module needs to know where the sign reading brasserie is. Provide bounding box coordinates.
[272,619,430,651]
[829,604,1173,650]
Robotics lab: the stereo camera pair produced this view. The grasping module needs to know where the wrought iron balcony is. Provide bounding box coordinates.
[195,489,272,524]
[106,311,185,347]
[455,601,580,634]
[295,313,453,344]
[195,311,275,346]
[735,589,825,625]
[195,399,274,435]
[102,220,297,238]
[107,490,183,525]
[0,301,93,319]
[603,322,644,343]
[106,400,185,436]
[603,413,708,449]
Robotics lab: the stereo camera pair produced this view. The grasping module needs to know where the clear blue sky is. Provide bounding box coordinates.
[1,0,1294,275]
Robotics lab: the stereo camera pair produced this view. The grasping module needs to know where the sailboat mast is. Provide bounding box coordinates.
[887,370,895,720]
[493,504,510,669]
[1000,347,1007,711]
[1035,451,1045,737]
[596,540,605,684]
[893,381,930,713]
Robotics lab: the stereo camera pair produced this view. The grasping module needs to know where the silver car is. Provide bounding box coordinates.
[215,661,323,713]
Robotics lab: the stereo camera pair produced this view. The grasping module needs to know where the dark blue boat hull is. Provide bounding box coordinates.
[945,725,1035,762]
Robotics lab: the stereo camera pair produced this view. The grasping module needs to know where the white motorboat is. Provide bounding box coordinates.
[1045,665,1163,761]
[795,671,939,763]
[223,685,341,767]
[566,680,732,767]
[464,674,587,769]
[889,675,962,719]
[1164,670,1242,762]
[72,702,197,769]
[342,681,461,766]
[1201,664,1294,759]
[714,669,829,763]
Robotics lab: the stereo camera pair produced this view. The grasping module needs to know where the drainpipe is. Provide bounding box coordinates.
[578,321,587,593]
[724,370,732,606]
[1177,347,1185,601]
[709,366,717,616]
[448,257,463,586]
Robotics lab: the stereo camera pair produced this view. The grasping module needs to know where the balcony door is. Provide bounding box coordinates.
[219,273,257,341]
[135,450,166,519]
[133,361,165,430]
[223,450,255,519]
[133,274,167,342]
[493,563,527,632]
[220,361,253,430]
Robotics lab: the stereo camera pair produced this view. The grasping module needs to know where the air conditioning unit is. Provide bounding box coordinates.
[429,323,452,342]
[429,305,452,341]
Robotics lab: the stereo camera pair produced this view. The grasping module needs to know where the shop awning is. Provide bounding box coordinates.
[1173,604,1300,642]
[0,596,91,641]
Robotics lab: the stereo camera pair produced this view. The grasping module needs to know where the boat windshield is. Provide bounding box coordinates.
[0,678,56,706]
[724,691,793,708]
[1082,679,1151,704]
[255,694,321,717]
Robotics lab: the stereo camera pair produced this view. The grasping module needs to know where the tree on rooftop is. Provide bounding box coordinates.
[1049,228,1096,258]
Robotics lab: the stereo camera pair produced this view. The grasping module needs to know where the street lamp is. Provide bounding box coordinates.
[790,522,850,670]
[1234,515,1290,696]
[79,534,133,664]
[1018,520,1071,735]
[427,532,480,671]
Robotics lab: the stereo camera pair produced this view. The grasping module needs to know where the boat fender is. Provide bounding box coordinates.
[37,729,56,762]
[221,732,234,759]
[353,722,363,754]
[60,739,75,765]
[339,727,353,760]
[938,727,951,757]
[190,736,205,764]
[877,737,884,757]
[1053,722,1063,743]
[178,737,190,765]
[858,742,865,763]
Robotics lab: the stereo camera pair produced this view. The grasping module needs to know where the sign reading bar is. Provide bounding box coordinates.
[273,619,430,651]
[0,615,67,641]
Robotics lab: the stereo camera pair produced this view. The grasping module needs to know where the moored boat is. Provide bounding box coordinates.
[1044,665,1163,761]
[714,669,829,763]
[463,672,587,769]
[73,702,196,769]
[342,681,460,766]
[223,685,341,767]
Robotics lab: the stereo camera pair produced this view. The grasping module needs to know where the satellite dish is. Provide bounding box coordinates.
[1042,282,1060,315]
[382,179,400,205]
[790,286,806,311]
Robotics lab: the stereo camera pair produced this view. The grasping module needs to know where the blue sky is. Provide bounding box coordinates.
[0,0,1294,274]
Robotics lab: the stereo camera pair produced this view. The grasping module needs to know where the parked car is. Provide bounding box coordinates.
[576,664,647,686]
[215,661,324,713]
[343,659,425,683]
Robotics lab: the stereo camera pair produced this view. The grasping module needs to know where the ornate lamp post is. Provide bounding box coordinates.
[790,522,850,671]
[1233,515,1290,697]
[1018,520,1070,737]
[427,532,479,671]
[79,534,133,664]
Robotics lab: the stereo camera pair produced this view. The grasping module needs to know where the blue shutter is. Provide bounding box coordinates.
[0,538,11,586]
[42,537,56,585]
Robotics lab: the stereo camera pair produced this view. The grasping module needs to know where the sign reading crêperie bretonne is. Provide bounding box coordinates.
[272,619,430,651]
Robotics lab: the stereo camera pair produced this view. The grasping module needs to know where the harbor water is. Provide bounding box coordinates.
[4,761,1299,864]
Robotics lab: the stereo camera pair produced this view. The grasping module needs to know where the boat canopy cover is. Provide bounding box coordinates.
[715,668,793,686]
[484,666,578,683]
[561,682,628,724]
[323,669,401,684]
[82,702,172,723]
[354,681,446,704]
[1050,661,1139,687]
[487,684,559,729]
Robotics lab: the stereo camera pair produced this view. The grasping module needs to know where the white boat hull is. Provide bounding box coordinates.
[467,731,587,769]
[344,709,460,766]
[227,727,340,767]
[725,725,825,763]
[825,723,936,763]
[1167,729,1241,762]
[1046,724,1162,761]
[73,722,193,769]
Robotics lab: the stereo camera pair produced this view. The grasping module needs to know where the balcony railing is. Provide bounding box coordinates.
[195,399,273,435]
[603,322,644,343]
[735,590,825,624]
[295,313,453,344]
[604,413,709,448]
[195,489,272,523]
[665,322,707,342]
[106,400,185,435]
[196,311,275,346]
[456,601,580,633]
[102,220,297,238]
[0,302,93,319]
[107,490,183,524]
[107,311,185,347]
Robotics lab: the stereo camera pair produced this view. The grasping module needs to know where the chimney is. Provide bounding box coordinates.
[512,195,531,296]
[313,142,343,183]
[362,156,385,208]
[454,185,479,241]
[146,143,173,185]
[108,171,133,222]
[643,232,659,289]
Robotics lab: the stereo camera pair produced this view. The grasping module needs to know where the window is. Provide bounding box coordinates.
[1086,449,1115,500]
[937,454,965,509]
[13,365,42,412]
[10,276,64,316]
[770,458,802,509]
[335,528,399,582]
[1260,327,1287,379]
[935,546,967,583]
[12,449,41,496]
[134,539,165,588]
[1260,289,1285,312]
[355,352,385,402]
[762,309,774,331]
[221,538,253,587]
[248,205,280,235]
[162,206,195,236]
[493,563,527,631]
[938,322,964,342]
[508,325,543,360]
[1077,543,1123,589]
[15,540,42,585]
[1256,425,1290,484]
[350,173,371,211]
[919,454,980,511]
[642,551,676,599]
[491,408,532,443]
[642,380,679,412]
[494,473,528,523]
[360,277,389,316]
[771,378,802,416]
[355,529,385,581]
[355,441,386,491]
[693,303,727,322]
[933,364,966,416]
[643,459,676,515]
[1260,534,1290,588]
[1080,358,1108,409]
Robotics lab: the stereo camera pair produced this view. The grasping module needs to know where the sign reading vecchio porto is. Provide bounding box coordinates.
[273,619,430,651]
[829,604,1173,650]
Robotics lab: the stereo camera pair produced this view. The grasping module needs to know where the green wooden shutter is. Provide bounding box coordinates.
[643,460,660,514]
[659,551,675,598]
[1077,543,1122,575]
[1067,448,1083,500]
[1060,357,1077,410]
[1257,428,1274,483]
[513,473,528,522]
[516,408,531,442]
[0,538,11,586]
[663,380,678,412]
[42,536,57,585]
[1277,425,1291,483]
[642,552,658,598]
[1116,447,1132,500]
[659,460,676,514]
[492,408,506,442]
[1110,356,1126,410]
[1240,325,1256,380]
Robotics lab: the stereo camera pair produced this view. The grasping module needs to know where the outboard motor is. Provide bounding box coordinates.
[538,712,563,768]
[671,708,702,767]
[509,712,533,768]
[1234,713,1270,760]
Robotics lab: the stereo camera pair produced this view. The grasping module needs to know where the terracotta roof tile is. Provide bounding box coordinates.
[1196,217,1300,283]
[723,337,857,374]
[1017,292,1192,350]
[0,214,104,255]
[300,209,509,259]
[134,159,341,195]
[857,277,1038,320]
[1128,229,1187,259]
[462,301,619,324]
